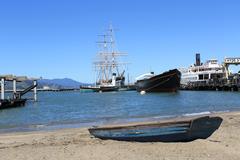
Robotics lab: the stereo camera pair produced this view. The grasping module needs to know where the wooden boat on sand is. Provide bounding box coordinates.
[89,116,222,142]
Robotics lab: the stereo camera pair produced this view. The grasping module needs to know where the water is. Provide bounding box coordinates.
[0,91,240,133]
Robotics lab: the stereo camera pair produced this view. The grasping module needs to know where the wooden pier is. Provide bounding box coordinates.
[0,75,38,109]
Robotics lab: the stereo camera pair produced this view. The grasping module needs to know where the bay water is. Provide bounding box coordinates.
[0,91,239,133]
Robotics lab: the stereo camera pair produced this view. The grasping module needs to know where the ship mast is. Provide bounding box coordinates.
[94,25,127,86]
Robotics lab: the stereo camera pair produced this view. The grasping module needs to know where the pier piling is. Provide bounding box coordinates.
[13,79,17,99]
[33,80,37,102]
[0,75,39,102]
[1,78,5,100]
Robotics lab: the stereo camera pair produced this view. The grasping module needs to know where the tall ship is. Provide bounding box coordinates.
[81,25,128,92]
[179,53,226,89]
[135,69,181,92]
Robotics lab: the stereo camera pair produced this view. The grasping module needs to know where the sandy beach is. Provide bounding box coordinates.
[0,111,239,160]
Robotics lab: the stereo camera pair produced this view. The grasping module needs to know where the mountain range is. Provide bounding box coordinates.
[5,78,88,90]
[38,78,88,89]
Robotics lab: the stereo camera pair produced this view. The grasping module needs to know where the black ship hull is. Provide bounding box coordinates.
[135,69,181,92]
[99,86,119,92]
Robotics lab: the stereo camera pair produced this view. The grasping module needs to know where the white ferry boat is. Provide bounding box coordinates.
[180,54,226,86]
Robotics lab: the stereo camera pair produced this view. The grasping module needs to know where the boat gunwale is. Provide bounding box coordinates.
[89,116,213,131]
[89,122,191,131]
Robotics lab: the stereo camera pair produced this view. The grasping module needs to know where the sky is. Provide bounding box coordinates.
[0,0,240,83]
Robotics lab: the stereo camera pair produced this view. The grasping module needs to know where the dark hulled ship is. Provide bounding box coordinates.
[135,69,181,92]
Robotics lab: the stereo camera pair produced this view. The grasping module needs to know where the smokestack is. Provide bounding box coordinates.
[196,53,201,66]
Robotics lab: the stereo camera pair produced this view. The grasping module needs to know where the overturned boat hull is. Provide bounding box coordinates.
[89,116,223,142]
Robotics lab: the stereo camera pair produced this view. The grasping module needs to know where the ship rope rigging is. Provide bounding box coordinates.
[94,24,128,86]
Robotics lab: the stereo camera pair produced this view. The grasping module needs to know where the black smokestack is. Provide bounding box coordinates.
[196,53,201,66]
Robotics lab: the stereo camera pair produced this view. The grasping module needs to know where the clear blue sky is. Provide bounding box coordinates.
[0,0,239,82]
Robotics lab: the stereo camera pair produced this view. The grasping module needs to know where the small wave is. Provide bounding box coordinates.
[29,124,46,129]
[184,111,211,117]
[212,110,230,113]
[152,115,175,119]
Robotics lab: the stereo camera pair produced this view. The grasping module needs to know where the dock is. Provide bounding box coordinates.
[181,74,240,91]
[181,78,240,91]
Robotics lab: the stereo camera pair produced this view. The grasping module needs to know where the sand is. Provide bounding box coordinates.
[0,111,239,160]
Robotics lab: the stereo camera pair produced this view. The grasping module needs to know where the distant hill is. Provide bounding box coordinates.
[38,78,88,89]
[4,78,89,90]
